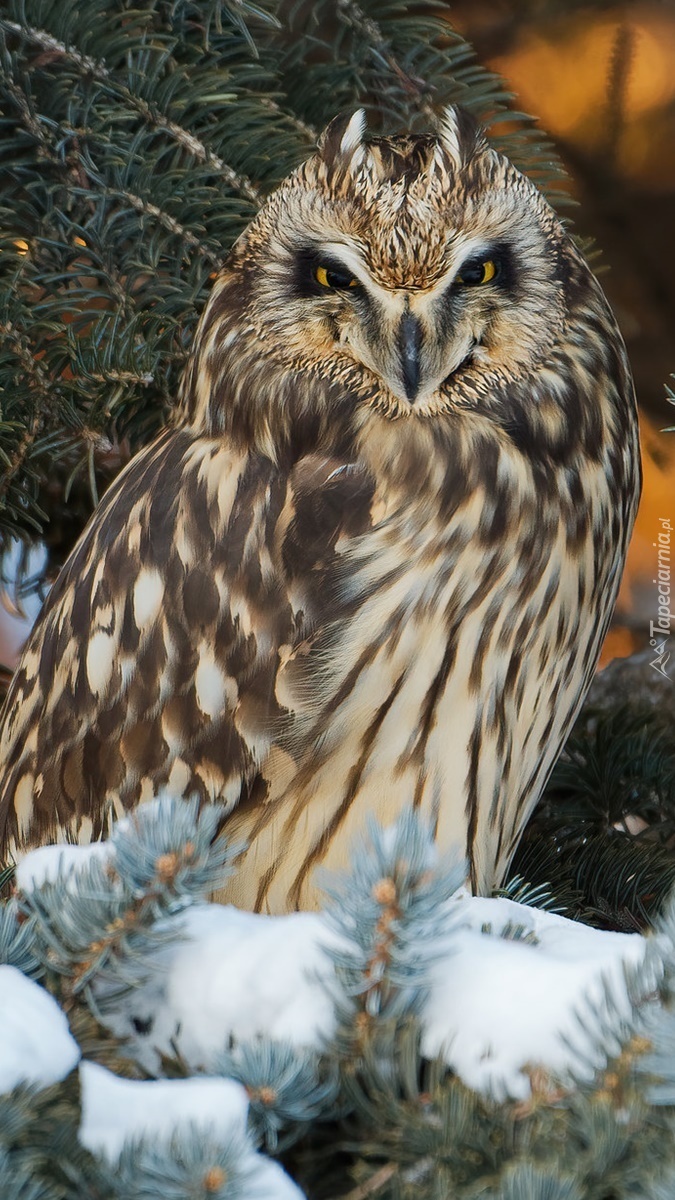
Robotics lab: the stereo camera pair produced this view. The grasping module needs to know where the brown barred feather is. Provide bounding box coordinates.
[0,107,640,910]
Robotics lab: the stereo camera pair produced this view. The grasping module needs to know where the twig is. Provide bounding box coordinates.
[335,0,435,113]
[603,22,635,174]
[338,1163,397,1200]
[0,323,52,502]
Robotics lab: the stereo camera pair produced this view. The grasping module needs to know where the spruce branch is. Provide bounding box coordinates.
[0,1079,107,1200]
[510,703,675,929]
[99,186,227,271]
[663,377,675,432]
[18,796,235,1011]
[546,705,675,838]
[215,1040,340,1152]
[110,1124,269,1200]
[334,0,437,111]
[483,1163,581,1200]
[322,809,464,1038]
[0,905,41,980]
[278,0,569,205]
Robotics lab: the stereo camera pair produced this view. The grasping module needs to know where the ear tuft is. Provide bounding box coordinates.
[436,105,486,169]
[318,109,367,168]
[339,109,367,156]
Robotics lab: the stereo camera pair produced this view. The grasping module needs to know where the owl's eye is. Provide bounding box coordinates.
[455,259,499,287]
[315,265,359,289]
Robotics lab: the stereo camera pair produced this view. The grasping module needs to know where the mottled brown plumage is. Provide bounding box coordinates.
[0,107,641,910]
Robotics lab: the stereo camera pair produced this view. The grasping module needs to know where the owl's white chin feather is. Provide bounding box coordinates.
[371,344,493,419]
[365,386,454,421]
[350,333,480,414]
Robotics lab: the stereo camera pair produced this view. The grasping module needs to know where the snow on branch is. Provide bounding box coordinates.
[0,797,664,1197]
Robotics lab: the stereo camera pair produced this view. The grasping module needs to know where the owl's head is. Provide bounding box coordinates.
[206,106,573,423]
[183,106,599,458]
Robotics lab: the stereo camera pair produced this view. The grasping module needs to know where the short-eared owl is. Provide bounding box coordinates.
[0,107,641,911]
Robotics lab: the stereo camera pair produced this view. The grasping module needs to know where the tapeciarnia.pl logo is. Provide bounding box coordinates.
[650,516,672,679]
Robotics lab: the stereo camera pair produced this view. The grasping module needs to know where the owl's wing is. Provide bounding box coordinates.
[0,428,375,853]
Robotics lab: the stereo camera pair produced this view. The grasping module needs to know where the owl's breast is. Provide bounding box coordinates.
[223,450,623,912]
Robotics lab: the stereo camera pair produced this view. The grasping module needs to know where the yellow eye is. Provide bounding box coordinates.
[456,259,498,287]
[315,265,359,289]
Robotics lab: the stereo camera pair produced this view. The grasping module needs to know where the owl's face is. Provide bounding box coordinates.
[229,108,570,420]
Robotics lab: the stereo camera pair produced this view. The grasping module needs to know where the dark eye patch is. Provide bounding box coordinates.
[293,247,360,298]
[454,243,516,295]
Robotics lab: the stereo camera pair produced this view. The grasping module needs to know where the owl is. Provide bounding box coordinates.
[0,107,640,912]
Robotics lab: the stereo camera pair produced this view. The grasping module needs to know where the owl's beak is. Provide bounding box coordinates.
[398,311,423,402]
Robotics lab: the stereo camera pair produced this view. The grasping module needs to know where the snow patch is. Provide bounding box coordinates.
[79,1062,249,1159]
[423,895,646,1101]
[16,841,114,892]
[0,967,80,1092]
[79,1062,305,1198]
[168,906,340,1055]
[105,904,341,1072]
